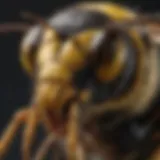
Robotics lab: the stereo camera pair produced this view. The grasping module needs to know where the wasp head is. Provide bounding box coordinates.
[19,15,138,118]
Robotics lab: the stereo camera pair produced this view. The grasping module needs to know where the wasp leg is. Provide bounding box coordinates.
[34,134,56,160]
[66,103,84,160]
[76,145,86,160]
[22,108,39,160]
[0,108,29,159]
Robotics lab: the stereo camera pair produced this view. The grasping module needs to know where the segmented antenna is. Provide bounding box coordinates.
[0,23,31,33]
[20,11,51,29]
[0,11,50,34]
[115,13,160,26]
[105,13,160,44]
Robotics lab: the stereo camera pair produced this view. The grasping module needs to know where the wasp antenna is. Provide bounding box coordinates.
[141,13,160,22]
[126,14,160,26]
[20,11,50,29]
[0,23,31,33]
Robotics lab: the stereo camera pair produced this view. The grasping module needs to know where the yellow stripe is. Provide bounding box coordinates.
[76,2,137,21]
[96,38,127,82]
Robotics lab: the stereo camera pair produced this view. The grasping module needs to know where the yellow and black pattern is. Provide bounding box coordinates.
[17,2,160,160]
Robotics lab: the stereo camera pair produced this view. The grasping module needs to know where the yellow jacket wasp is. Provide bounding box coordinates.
[0,2,159,160]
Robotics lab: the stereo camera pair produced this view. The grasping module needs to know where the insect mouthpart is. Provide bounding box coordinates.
[33,78,77,115]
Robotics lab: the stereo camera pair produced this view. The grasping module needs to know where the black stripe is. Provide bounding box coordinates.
[89,33,137,104]
[72,32,137,104]
[48,7,109,37]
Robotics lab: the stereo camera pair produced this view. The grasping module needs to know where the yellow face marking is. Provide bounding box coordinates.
[38,62,72,82]
[36,29,60,68]
[74,29,100,51]
[36,43,58,67]
[20,28,61,75]
[59,29,101,71]
[59,40,85,71]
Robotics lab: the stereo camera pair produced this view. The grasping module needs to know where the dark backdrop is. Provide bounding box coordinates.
[0,0,159,159]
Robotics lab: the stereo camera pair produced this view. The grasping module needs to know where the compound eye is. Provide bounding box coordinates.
[88,26,128,82]
[20,26,41,75]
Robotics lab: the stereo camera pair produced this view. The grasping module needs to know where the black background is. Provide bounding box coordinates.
[0,0,159,159]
